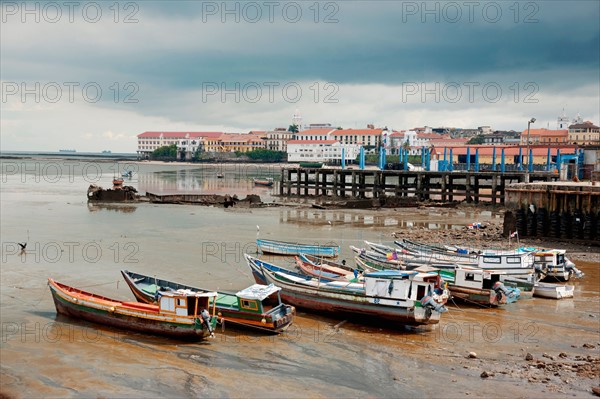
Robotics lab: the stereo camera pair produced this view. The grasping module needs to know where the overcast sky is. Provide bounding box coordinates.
[1,1,599,152]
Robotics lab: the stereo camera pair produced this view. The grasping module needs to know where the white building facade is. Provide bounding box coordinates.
[287,140,361,163]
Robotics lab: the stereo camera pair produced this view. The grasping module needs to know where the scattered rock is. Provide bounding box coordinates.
[542,353,555,360]
[467,352,477,359]
[592,386,600,397]
[559,352,568,358]
[480,371,492,378]
[525,353,534,361]
[583,343,596,349]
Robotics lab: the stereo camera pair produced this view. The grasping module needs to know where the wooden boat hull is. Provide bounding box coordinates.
[447,287,503,306]
[257,239,340,258]
[49,280,213,340]
[295,257,358,282]
[247,256,442,326]
[121,271,294,333]
[253,179,273,187]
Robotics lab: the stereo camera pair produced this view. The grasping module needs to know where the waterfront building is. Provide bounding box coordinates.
[330,129,384,153]
[137,131,223,158]
[265,128,296,152]
[568,121,600,145]
[286,140,360,164]
[520,129,568,145]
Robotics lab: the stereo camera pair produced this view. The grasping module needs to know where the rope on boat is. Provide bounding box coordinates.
[75,279,121,289]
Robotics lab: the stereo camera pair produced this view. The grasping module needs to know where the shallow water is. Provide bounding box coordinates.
[1,159,599,398]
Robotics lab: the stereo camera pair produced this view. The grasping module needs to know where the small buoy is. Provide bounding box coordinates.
[261,318,266,324]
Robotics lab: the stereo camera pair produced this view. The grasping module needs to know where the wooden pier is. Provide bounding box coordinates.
[279,168,559,205]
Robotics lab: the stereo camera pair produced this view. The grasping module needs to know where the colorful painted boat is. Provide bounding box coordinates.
[257,238,340,258]
[294,256,360,282]
[253,178,274,187]
[350,245,405,270]
[48,278,218,340]
[121,270,295,333]
[245,254,449,326]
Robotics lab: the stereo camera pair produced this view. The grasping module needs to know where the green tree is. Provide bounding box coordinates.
[288,124,299,133]
[244,149,287,162]
[401,141,411,153]
[467,135,485,144]
[151,144,177,160]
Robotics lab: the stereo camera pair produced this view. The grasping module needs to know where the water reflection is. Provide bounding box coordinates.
[87,203,137,213]
[279,208,473,229]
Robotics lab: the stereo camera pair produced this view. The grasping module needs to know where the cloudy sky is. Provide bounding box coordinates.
[1,1,598,152]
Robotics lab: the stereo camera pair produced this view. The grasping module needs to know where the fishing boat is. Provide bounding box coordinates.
[253,178,274,187]
[431,266,521,306]
[394,239,535,276]
[245,254,449,326]
[350,245,405,270]
[419,241,583,281]
[122,170,133,178]
[112,177,125,187]
[121,270,294,333]
[217,173,224,179]
[533,282,574,299]
[257,238,340,258]
[294,256,360,282]
[48,278,218,340]
[533,250,583,281]
[299,254,359,274]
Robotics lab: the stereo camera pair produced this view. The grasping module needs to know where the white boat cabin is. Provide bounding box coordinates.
[363,270,440,302]
[235,284,282,314]
[452,267,505,290]
[158,290,217,317]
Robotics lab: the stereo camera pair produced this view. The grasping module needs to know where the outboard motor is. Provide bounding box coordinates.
[200,309,215,338]
[565,258,585,278]
[493,281,518,300]
[420,296,447,313]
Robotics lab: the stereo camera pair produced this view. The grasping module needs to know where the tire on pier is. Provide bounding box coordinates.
[549,211,561,238]
[583,213,594,241]
[574,210,585,239]
[536,208,548,238]
[561,213,572,239]
[516,209,527,237]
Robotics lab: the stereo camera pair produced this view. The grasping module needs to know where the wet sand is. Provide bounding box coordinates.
[1,159,598,398]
